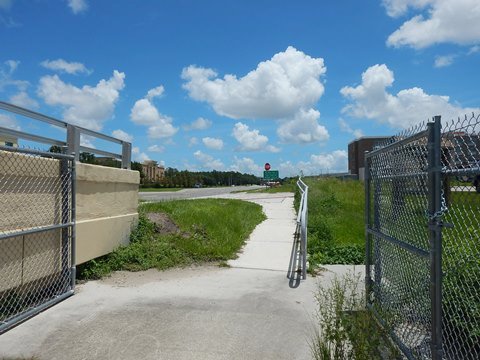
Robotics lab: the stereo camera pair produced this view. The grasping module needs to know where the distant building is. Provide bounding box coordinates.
[348,136,390,180]
[0,134,18,148]
[142,160,165,183]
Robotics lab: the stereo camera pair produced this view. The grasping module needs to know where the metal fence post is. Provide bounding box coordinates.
[121,141,131,169]
[373,160,382,303]
[70,157,76,289]
[67,124,80,162]
[427,116,443,360]
[365,152,372,306]
[302,188,308,280]
[60,157,70,291]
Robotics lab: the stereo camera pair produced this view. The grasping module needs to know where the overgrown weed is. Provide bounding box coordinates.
[302,178,364,267]
[310,270,400,359]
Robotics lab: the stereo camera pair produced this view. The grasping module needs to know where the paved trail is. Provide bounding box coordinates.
[138,185,264,202]
[0,192,359,360]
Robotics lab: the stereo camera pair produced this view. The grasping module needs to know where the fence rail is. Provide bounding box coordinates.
[296,178,309,279]
[0,101,131,169]
[365,114,480,359]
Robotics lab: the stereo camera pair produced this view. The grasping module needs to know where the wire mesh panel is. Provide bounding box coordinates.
[440,114,480,360]
[0,146,75,333]
[366,114,480,359]
[366,124,433,359]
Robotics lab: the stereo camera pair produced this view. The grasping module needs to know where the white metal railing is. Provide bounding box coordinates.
[0,101,131,169]
[296,177,308,279]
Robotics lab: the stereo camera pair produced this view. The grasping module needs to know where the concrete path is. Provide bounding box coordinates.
[203,192,298,272]
[0,192,361,360]
[139,185,264,202]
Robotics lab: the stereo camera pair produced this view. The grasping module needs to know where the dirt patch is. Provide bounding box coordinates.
[100,265,220,287]
[146,212,183,235]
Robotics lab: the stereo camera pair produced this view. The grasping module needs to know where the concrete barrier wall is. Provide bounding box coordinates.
[0,150,139,292]
[75,163,139,264]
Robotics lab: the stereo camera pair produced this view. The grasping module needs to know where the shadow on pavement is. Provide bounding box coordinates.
[287,224,303,288]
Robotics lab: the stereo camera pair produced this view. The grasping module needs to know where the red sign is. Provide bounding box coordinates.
[264,163,271,171]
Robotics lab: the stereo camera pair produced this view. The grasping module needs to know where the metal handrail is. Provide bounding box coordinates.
[296,177,308,279]
[0,101,131,169]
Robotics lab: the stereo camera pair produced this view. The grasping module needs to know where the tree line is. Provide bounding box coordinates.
[49,146,261,188]
[155,168,261,188]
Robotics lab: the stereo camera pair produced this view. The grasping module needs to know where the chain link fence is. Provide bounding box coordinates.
[365,114,480,359]
[0,146,75,333]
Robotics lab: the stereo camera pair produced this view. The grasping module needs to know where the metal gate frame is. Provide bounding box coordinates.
[0,145,75,334]
[365,117,444,359]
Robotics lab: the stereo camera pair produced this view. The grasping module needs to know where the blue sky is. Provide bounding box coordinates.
[1,0,479,176]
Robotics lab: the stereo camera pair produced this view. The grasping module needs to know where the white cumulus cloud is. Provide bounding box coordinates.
[277,108,329,144]
[202,137,223,150]
[1,60,38,110]
[68,0,88,14]
[338,118,364,139]
[193,150,224,170]
[468,45,480,54]
[230,157,262,175]
[111,129,133,143]
[279,150,348,177]
[183,117,212,131]
[9,91,38,109]
[130,86,178,139]
[340,64,480,129]
[41,59,91,75]
[37,70,125,131]
[188,137,199,147]
[434,54,456,68]
[132,146,150,163]
[0,60,29,92]
[232,122,280,152]
[182,46,326,120]
[384,0,480,48]
[148,144,164,153]
[0,113,20,130]
[80,134,95,148]
[146,85,164,100]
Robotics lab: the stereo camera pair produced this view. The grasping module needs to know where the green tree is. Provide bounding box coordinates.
[79,152,96,164]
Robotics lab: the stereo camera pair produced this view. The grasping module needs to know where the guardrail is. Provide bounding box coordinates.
[0,101,131,169]
[296,177,308,279]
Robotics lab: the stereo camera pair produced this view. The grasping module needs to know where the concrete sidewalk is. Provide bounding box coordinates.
[0,192,359,360]
[203,192,299,272]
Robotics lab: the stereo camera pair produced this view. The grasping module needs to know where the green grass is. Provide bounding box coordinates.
[442,190,480,346]
[304,177,365,267]
[139,187,183,192]
[233,180,297,194]
[261,182,296,193]
[77,199,266,280]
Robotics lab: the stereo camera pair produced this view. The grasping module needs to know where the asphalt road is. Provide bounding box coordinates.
[139,185,265,201]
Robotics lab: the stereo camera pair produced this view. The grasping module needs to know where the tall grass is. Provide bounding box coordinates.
[77,199,266,279]
[304,177,365,267]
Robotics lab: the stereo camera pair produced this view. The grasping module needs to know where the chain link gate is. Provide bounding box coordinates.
[365,115,480,359]
[0,146,75,334]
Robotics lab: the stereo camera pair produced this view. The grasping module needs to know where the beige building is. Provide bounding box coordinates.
[142,160,165,182]
[0,135,18,148]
